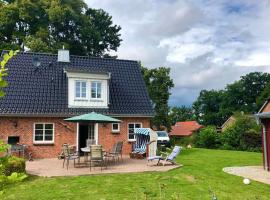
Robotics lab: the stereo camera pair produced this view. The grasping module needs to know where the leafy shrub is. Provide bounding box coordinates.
[7,172,27,183]
[178,135,195,146]
[0,156,25,176]
[221,115,261,151]
[0,172,27,191]
[0,140,9,154]
[241,129,261,151]
[168,136,183,147]
[195,126,221,149]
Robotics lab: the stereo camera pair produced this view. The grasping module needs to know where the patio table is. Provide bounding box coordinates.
[81,147,90,163]
[81,147,107,163]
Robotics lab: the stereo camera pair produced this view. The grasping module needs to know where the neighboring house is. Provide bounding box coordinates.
[221,114,254,133]
[255,99,270,171]
[221,116,236,132]
[169,121,203,137]
[0,50,154,158]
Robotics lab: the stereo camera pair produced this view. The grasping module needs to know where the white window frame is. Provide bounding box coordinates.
[75,80,87,100]
[91,81,102,99]
[127,122,142,141]
[112,123,120,133]
[33,123,55,144]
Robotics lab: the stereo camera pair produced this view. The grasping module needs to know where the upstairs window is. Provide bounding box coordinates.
[66,71,109,108]
[91,82,102,99]
[75,81,87,99]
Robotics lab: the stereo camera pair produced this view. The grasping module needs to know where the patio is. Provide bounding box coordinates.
[26,156,181,177]
[223,166,270,185]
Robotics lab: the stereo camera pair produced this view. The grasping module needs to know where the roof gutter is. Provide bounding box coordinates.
[0,113,154,118]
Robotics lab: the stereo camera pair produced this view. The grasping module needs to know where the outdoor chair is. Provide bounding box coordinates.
[104,142,117,163]
[147,146,182,166]
[131,135,149,159]
[115,141,123,161]
[62,144,80,170]
[89,145,107,171]
[106,141,123,163]
[86,139,96,147]
[132,134,148,154]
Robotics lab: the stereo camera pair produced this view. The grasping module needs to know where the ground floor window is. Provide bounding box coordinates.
[34,123,54,143]
[112,123,120,132]
[128,123,142,141]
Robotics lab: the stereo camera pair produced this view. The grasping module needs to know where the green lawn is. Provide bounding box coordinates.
[2,148,270,200]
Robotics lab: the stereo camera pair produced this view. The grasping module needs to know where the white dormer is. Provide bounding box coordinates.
[65,70,110,108]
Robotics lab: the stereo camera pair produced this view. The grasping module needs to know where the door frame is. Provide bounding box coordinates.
[76,123,99,151]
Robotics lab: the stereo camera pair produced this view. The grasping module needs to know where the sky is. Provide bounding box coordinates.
[86,0,270,107]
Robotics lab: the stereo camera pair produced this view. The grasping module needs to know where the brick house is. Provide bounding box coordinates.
[169,121,203,138]
[0,50,154,158]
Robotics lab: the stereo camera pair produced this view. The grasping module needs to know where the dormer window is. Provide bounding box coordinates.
[65,69,110,108]
[75,80,87,99]
[91,81,102,99]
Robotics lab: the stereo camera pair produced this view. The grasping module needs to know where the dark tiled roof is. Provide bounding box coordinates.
[0,51,154,117]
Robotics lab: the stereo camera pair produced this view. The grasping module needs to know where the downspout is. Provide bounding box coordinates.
[262,124,268,170]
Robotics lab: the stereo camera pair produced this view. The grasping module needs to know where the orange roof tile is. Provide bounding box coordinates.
[169,121,203,136]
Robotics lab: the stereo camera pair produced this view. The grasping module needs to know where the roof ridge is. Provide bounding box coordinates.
[2,50,139,63]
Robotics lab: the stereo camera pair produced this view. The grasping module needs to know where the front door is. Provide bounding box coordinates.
[78,123,96,153]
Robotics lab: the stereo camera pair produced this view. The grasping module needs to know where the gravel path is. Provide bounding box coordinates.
[223,166,270,185]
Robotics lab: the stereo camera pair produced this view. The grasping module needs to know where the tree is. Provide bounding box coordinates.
[169,106,195,126]
[193,72,270,127]
[256,81,270,109]
[193,90,231,127]
[141,66,174,130]
[223,72,270,113]
[0,50,19,97]
[0,0,121,57]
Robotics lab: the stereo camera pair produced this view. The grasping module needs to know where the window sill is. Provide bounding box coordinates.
[33,143,54,146]
[90,99,103,102]
[111,131,120,134]
[74,98,88,101]
[128,140,136,142]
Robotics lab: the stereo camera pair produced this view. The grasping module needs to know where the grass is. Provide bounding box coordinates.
[2,148,270,200]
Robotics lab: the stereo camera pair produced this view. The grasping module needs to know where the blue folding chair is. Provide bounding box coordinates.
[147,146,182,166]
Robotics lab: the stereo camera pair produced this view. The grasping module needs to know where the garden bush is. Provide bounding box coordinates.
[0,140,9,157]
[0,172,28,192]
[0,156,25,176]
[221,115,261,152]
[0,140,27,192]
[168,136,182,147]
[178,135,195,146]
[194,126,221,149]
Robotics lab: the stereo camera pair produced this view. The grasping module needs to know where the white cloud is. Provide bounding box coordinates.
[235,52,270,67]
[86,0,270,106]
[159,27,215,63]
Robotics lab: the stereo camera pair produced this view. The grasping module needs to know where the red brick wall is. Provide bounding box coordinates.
[0,117,150,158]
[98,117,150,155]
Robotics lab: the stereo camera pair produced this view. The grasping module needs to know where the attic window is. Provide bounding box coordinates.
[91,81,102,99]
[75,80,87,99]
